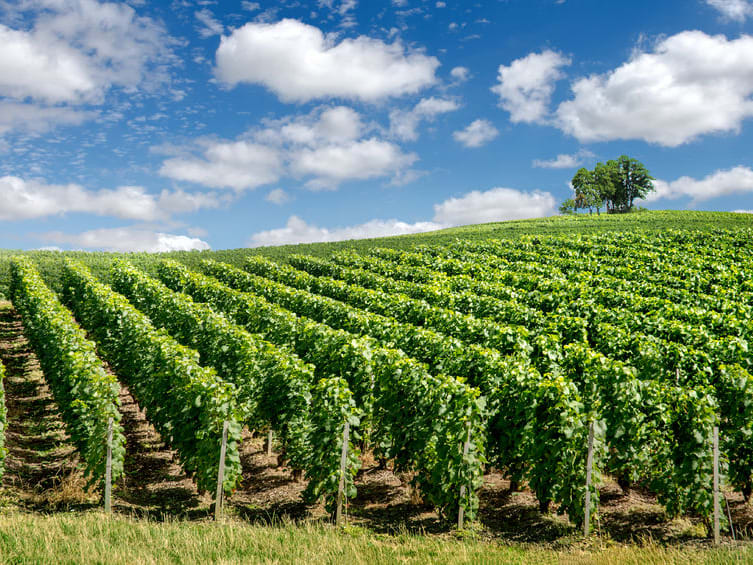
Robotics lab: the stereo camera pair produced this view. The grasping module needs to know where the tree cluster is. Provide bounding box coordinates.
[560,155,655,215]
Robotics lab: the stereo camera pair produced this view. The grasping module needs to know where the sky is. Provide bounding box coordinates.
[1,0,753,252]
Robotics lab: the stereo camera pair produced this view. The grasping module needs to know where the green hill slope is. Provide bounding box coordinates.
[1,210,751,299]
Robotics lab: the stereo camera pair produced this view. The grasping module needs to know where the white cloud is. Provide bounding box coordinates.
[734,209,753,213]
[266,188,290,204]
[532,149,594,169]
[161,106,417,190]
[257,106,365,146]
[317,0,358,27]
[0,0,173,105]
[556,31,753,146]
[491,50,571,123]
[42,228,210,252]
[248,215,443,247]
[0,102,94,134]
[452,119,499,147]
[248,186,556,246]
[0,0,174,135]
[242,1,261,10]
[214,19,439,102]
[0,176,224,221]
[195,9,224,38]
[647,166,753,204]
[449,66,470,84]
[705,0,753,21]
[0,24,97,104]
[389,96,460,141]
[432,187,556,225]
[160,140,283,191]
[291,138,417,190]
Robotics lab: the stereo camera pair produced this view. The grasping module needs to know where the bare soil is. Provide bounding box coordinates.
[1,300,751,544]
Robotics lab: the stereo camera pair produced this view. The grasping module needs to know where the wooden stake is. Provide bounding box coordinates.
[267,429,274,457]
[215,421,229,521]
[725,493,736,541]
[335,420,350,526]
[713,425,720,545]
[584,420,595,537]
[457,421,472,530]
[105,417,113,513]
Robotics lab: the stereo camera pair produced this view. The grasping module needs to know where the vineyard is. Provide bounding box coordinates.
[1,211,753,546]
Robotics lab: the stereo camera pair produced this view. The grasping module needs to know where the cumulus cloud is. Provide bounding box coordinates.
[248,186,556,246]
[266,188,290,204]
[647,166,753,203]
[0,0,173,104]
[556,31,753,146]
[491,50,571,123]
[41,228,210,252]
[449,66,470,84]
[160,141,284,191]
[389,96,460,141]
[705,0,753,21]
[0,102,94,135]
[256,106,365,146]
[0,25,96,104]
[452,119,499,147]
[291,138,417,190]
[214,19,439,102]
[160,106,417,190]
[432,187,556,225]
[0,176,223,221]
[248,215,443,246]
[532,149,594,169]
[0,0,174,134]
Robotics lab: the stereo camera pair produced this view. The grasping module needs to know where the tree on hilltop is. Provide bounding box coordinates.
[563,155,654,214]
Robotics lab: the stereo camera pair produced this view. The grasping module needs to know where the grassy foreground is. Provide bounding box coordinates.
[0,512,749,565]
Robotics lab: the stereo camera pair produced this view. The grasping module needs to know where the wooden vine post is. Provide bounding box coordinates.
[335,420,350,526]
[457,421,472,530]
[584,420,595,537]
[215,421,229,521]
[713,425,720,546]
[267,429,274,457]
[104,417,113,513]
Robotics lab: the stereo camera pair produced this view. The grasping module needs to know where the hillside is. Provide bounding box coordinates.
[2,208,753,563]
[1,210,751,299]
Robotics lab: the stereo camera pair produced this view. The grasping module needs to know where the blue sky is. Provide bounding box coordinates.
[1,0,752,251]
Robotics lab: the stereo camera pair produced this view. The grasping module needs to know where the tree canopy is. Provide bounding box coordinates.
[562,156,655,215]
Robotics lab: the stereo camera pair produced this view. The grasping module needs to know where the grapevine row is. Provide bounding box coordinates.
[110,259,311,470]
[109,259,367,510]
[311,250,753,517]
[0,360,6,479]
[61,259,243,495]
[9,256,125,487]
[157,260,486,521]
